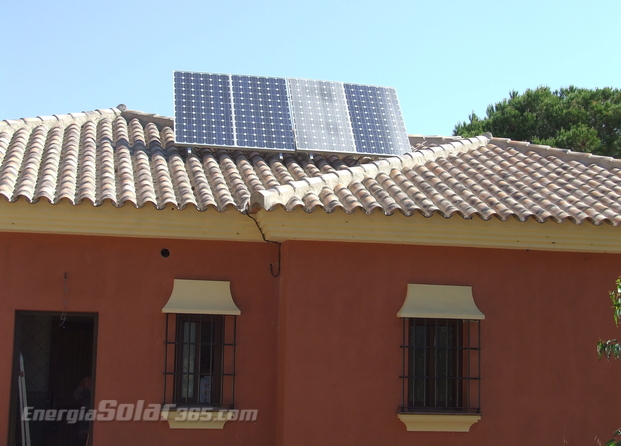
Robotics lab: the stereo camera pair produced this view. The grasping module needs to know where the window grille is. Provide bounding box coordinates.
[400,318,480,413]
[164,314,236,408]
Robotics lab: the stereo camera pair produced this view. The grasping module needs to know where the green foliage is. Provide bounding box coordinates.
[453,86,621,157]
[597,278,621,445]
[605,429,621,446]
[597,277,621,360]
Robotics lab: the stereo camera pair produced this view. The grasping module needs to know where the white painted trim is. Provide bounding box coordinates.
[398,284,484,319]
[163,280,241,315]
[0,198,619,254]
[0,199,263,242]
[255,207,621,253]
[160,409,231,429]
[398,413,481,432]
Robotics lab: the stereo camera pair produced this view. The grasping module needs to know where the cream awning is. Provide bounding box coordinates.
[162,279,241,315]
[397,284,484,320]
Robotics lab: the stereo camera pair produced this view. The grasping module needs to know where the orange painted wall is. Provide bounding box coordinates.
[0,232,280,446]
[276,240,621,446]
[1,232,620,445]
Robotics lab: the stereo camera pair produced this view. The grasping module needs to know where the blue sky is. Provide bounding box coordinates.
[1,0,620,136]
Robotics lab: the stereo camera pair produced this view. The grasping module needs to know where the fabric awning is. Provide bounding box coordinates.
[162,279,241,315]
[397,284,485,320]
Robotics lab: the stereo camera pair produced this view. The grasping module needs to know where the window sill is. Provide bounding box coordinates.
[397,413,481,432]
[160,408,232,429]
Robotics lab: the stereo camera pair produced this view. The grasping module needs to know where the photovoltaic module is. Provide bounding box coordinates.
[173,71,410,156]
[287,78,357,154]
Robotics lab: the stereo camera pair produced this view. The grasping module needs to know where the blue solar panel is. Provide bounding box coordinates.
[344,84,410,156]
[174,72,234,146]
[231,75,295,151]
[288,78,356,153]
[173,71,410,156]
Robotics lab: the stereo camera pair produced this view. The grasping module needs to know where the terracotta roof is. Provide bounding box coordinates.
[1,107,621,226]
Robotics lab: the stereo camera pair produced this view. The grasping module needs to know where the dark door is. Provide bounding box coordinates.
[8,313,97,446]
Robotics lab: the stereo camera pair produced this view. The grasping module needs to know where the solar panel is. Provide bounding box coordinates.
[174,71,234,146]
[288,78,356,153]
[231,75,295,151]
[174,72,295,151]
[344,84,410,156]
[173,71,410,156]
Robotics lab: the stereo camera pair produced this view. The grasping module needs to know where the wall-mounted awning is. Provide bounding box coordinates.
[397,284,484,320]
[162,279,241,315]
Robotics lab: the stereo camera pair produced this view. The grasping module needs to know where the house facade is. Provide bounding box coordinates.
[1,107,620,445]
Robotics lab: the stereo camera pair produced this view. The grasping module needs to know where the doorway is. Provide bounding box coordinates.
[8,312,97,446]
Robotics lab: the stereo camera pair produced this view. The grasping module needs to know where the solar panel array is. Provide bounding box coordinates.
[174,71,410,156]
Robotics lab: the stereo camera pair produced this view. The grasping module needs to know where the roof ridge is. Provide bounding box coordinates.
[120,109,174,130]
[491,137,621,170]
[251,135,491,211]
[0,108,122,134]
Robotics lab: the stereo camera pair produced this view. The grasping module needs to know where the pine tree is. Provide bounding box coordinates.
[454,86,621,158]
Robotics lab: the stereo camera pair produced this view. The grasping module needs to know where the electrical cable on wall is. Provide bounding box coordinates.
[60,272,68,327]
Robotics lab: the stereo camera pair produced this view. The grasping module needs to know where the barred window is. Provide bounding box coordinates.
[164,314,236,408]
[397,284,484,414]
[401,318,480,413]
[161,280,240,409]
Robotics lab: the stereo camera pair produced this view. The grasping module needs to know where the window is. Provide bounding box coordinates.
[161,280,240,410]
[163,313,236,408]
[401,317,480,413]
[397,284,484,432]
[176,315,223,405]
